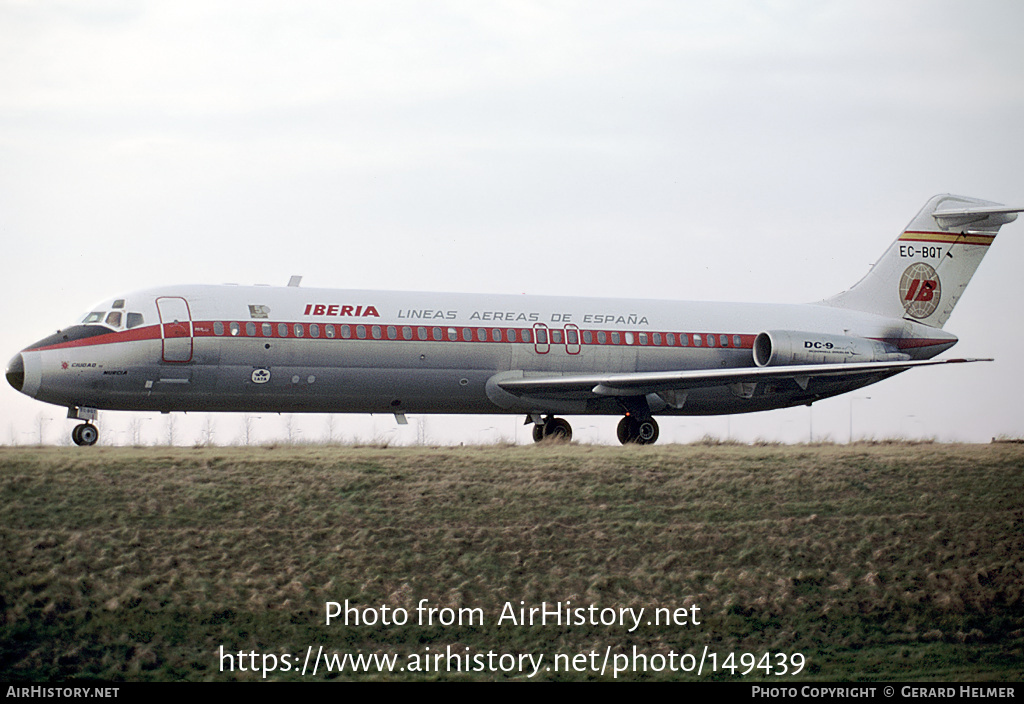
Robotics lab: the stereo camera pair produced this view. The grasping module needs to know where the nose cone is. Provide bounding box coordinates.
[6,353,24,392]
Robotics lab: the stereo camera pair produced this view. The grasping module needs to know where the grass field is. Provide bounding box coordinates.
[1,442,1022,681]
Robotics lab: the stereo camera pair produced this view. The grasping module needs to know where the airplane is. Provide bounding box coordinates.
[6,194,1023,447]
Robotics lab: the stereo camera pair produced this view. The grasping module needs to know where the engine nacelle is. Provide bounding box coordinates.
[753,330,910,367]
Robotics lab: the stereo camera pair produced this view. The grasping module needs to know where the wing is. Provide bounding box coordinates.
[496,357,990,400]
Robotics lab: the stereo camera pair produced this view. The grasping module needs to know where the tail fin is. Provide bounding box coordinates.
[824,194,1023,328]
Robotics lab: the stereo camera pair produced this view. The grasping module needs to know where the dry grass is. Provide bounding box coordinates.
[1,443,1021,681]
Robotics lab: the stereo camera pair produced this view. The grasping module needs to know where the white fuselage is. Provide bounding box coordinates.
[12,284,955,418]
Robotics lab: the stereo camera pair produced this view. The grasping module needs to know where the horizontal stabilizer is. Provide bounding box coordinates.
[497,358,990,399]
[932,204,1024,230]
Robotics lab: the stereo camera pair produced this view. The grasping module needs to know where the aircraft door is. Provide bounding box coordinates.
[156,296,194,363]
[532,323,550,354]
[564,324,581,355]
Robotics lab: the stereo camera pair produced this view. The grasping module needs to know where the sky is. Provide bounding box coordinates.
[2,0,1024,446]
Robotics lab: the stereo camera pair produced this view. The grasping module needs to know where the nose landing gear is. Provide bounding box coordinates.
[71,423,99,446]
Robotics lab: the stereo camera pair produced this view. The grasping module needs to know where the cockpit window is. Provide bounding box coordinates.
[112,299,125,309]
[126,313,144,329]
[83,312,105,324]
[105,312,123,328]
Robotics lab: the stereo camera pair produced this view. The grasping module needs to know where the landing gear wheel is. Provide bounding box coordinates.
[545,417,572,442]
[531,416,573,443]
[72,423,98,446]
[617,416,659,445]
[636,419,659,444]
[616,416,637,444]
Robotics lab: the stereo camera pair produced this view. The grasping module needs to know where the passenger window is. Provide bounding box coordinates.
[462,328,473,341]
[402,326,412,339]
[214,321,224,336]
[706,335,715,347]
[432,327,443,341]
[295,324,304,338]
[720,335,729,347]
[611,332,620,345]
[262,323,272,337]
[447,327,457,341]
[230,322,240,336]
[733,335,742,347]
[583,331,593,344]
[387,326,397,340]
[246,322,256,336]
[652,333,661,346]
[341,325,351,339]
[357,325,366,339]
[491,328,502,342]
[551,329,563,344]
[637,333,647,346]
[598,331,607,344]
[507,329,517,343]
[477,328,488,341]
[310,324,320,338]
[693,335,701,347]
[325,324,335,338]
[278,323,289,337]
[372,325,382,339]
[680,334,688,347]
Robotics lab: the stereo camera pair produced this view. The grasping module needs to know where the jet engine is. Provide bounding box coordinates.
[753,330,910,367]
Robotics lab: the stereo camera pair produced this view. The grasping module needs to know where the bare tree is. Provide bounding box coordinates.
[325,414,337,444]
[36,413,47,446]
[165,414,177,446]
[199,415,216,446]
[240,415,256,446]
[128,417,144,446]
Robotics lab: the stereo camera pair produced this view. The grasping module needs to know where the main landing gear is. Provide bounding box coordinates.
[527,414,661,445]
[531,415,572,442]
[71,423,99,446]
[617,415,659,445]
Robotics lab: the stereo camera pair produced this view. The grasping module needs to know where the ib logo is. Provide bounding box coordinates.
[899,263,941,319]
[251,368,271,384]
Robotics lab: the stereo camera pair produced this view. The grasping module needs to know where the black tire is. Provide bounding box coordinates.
[617,416,659,445]
[617,416,638,444]
[635,419,659,445]
[71,424,84,446]
[544,417,572,442]
[532,424,545,443]
[76,424,98,446]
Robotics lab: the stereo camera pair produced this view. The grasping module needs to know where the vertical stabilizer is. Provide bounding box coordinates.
[824,194,1022,328]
